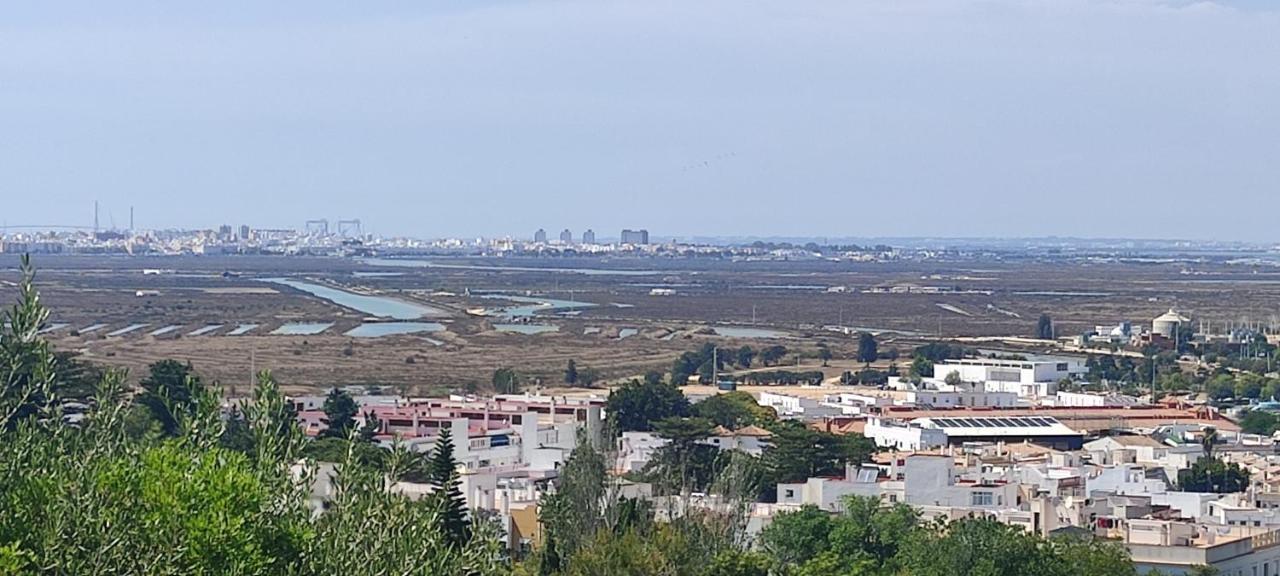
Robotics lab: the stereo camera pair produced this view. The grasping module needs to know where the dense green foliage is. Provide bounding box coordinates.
[1037,314,1055,340]
[1178,457,1250,493]
[739,370,825,386]
[563,360,578,385]
[763,421,875,484]
[320,387,359,439]
[0,259,502,575]
[606,376,690,433]
[1241,409,1280,436]
[691,391,777,429]
[858,333,879,364]
[759,500,1140,576]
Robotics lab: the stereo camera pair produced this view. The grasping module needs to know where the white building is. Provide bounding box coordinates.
[902,455,1020,511]
[1049,391,1142,408]
[865,417,948,451]
[758,392,844,421]
[1126,521,1280,576]
[906,385,1018,409]
[1086,464,1169,496]
[934,359,1082,398]
[776,466,883,512]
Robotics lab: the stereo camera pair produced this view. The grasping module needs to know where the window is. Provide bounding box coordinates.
[784,489,795,499]
[972,491,993,506]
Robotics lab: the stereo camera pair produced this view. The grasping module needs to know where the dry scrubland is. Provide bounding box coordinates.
[4,254,1280,392]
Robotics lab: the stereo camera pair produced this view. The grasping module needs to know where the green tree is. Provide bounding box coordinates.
[759,345,788,367]
[692,391,776,429]
[1178,457,1249,493]
[429,427,471,547]
[539,433,608,565]
[857,333,878,364]
[0,255,57,429]
[1240,410,1279,436]
[899,517,1064,576]
[565,359,579,386]
[817,345,833,367]
[606,377,690,433]
[1037,314,1055,340]
[704,549,774,576]
[736,346,756,369]
[759,505,834,565]
[320,387,359,439]
[1053,534,1137,576]
[910,355,935,378]
[136,359,204,437]
[763,421,875,484]
[647,417,721,493]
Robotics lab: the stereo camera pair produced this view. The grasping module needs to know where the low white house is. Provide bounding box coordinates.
[865,417,948,451]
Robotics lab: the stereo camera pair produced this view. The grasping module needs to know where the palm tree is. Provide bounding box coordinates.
[1201,426,1219,458]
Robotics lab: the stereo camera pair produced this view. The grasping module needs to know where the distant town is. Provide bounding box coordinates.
[7,211,1280,264]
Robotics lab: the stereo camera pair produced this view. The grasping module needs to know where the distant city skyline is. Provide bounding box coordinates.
[6,1,1280,242]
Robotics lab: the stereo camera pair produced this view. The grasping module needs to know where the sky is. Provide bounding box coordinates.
[3,0,1279,241]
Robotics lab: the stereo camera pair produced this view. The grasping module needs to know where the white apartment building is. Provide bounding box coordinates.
[1126,521,1280,576]
[934,359,1082,398]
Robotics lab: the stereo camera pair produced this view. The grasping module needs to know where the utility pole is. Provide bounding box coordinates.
[712,347,718,386]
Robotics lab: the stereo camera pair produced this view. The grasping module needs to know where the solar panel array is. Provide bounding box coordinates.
[928,416,1061,429]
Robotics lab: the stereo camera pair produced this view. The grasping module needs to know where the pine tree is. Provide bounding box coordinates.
[320,388,358,439]
[1037,314,1054,340]
[429,427,471,546]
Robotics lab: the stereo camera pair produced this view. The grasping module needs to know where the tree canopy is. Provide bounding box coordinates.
[606,377,690,433]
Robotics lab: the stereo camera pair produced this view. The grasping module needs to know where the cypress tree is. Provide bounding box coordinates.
[429,427,471,546]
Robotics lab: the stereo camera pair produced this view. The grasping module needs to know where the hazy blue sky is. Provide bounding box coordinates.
[3,1,1278,241]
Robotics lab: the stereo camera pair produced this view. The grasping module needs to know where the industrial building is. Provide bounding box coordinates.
[1152,309,1191,339]
[911,415,1085,450]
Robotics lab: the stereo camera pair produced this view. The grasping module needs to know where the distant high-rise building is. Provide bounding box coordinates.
[559,229,573,244]
[218,224,233,241]
[238,225,251,240]
[582,229,596,244]
[621,229,649,245]
[534,228,547,243]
